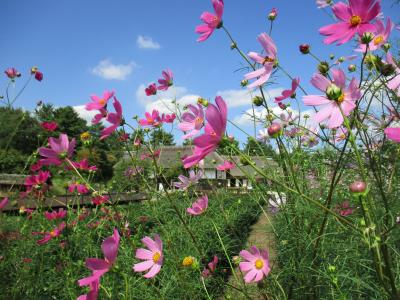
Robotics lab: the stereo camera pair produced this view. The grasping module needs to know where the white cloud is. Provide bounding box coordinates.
[216,87,283,108]
[73,105,98,125]
[137,35,161,50]
[91,59,135,80]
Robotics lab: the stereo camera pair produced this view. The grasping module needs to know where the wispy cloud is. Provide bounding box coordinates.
[72,105,97,125]
[136,35,161,50]
[91,59,136,80]
[216,88,283,108]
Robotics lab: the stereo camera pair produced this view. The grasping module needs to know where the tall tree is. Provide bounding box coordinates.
[243,136,275,157]
[149,128,175,147]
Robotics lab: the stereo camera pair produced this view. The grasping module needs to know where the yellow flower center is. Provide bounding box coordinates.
[263,56,275,65]
[153,252,161,263]
[373,35,384,45]
[50,230,57,237]
[80,132,91,141]
[255,259,264,270]
[182,256,194,267]
[337,93,345,104]
[195,117,203,125]
[350,15,361,26]
[98,98,106,106]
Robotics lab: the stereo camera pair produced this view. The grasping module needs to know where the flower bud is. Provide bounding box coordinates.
[240,79,248,87]
[299,44,310,54]
[382,43,391,52]
[318,61,330,75]
[379,63,395,77]
[197,97,209,107]
[326,84,342,101]
[267,8,278,21]
[349,181,367,196]
[268,123,282,138]
[230,42,237,50]
[252,96,263,107]
[348,64,356,72]
[278,102,287,110]
[182,256,197,268]
[361,32,374,44]
[329,54,335,60]
[338,56,345,63]
[232,256,241,266]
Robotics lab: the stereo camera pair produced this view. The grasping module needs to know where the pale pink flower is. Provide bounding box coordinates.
[85,90,114,111]
[187,195,209,216]
[39,134,76,166]
[275,78,300,102]
[319,0,381,45]
[100,97,123,140]
[216,160,235,171]
[239,246,271,283]
[301,126,320,147]
[157,70,173,91]
[44,208,67,221]
[386,52,400,97]
[174,170,203,190]
[303,69,360,128]
[32,222,66,245]
[133,234,163,278]
[384,128,400,143]
[139,109,162,127]
[195,0,224,42]
[178,104,205,139]
[183,97,227,168]
[4,67,20,79]
[356,18,394,52]
[245,33,277,89]
[41,121,58,132]
[257,129,269,143]
[0,197,9,210]
[333,126,348,142]
[145,83,157,96]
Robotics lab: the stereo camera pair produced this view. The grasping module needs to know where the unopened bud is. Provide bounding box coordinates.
[299,44,310,54]
[329,54,335,60]
[268,123,282,138]
[361,32,374,44]
[230,42,237,50]
[252,96,263,107]
[348,64,356,72]
[240,79,248,87]
[349,181,367,196]
[267,8,278,21]
[318,61,330,75]
[382,43,391,52]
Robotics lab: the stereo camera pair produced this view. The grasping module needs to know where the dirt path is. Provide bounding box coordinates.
[220,209,276,300]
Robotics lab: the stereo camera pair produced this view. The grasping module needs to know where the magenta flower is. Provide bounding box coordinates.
[39,134,76,166]
[139,109,162,127]
[41,121,58,132]
[384,128,400,143]
[319,0,381,45]
[0,197,9,210]
[183,96,227,168]
[202,255,218,278]
[23,171,51,197]
[140,149,161,161]
[92,195,110,206]
[356,18,393,52]
[303,69,360,128]
[34,71,43,82]
[133,234,163,278]
[30,161,42,172]
[195,0,224,42]
[100,97,123,140]
[275,78,300,102]
[386,53,400,97]
[92,108,108,125]
[145,83,157,96]
[157,70,174,91]
[239,246,271,283]
[68,182,90,194]
[186,195,209,216]
[216,160,235,171]
[44,208,67,221]
[77,277,99,300]
[178,104,205,139]
[78,229,120,293]
[245,33,277,89]
[335,201,354,216]
[162,113,176,124]
[174,170,203,190]
[71,159,97,172]
[85,90,114,111]
[4,67,20,79]
[32,222,66,245]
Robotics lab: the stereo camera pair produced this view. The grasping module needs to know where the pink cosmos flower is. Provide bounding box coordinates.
[333,126,348,142]
[245,33,277,89]
[319,0,381,45]
[100,97,123,140]
[140,149,161,160]
[92,195,110,206]
[335,200,354,216]
[77,277,99,300]
[216,160,235,171]
[303,69,361,128]
[85,90,114,111]
[4,67,20,79]
[316,0,333,8]
[78,229,120,293]
[267,8,278,20]
[186,195,209,216]
[23,171,51,197]
[174,170,203,190]
[145,83,157,96]
[183,96,227,168]
[71,159,97,172]
[68,182,89,194]
[202,255,218,278]
[257,129,270,143]
[301,126,320,147]
[139,109,162,127]
[119,133,129,141]
[157,70,174,91]
[34,71,43,82]
[44,208,67,221]
[92,108,108,125]
[239,246,271,283]
[195,0,224,42]
[39,134,76,166]
[386,53,400,97]
[30,161,42,172]
[41,121,58,132]
[178,104,205,139]
[133,234,163,278]
[384,128,400,143]
[275,78,300,102]
[162,113,176,123]
[356,18,394,52]
[0,197,9,210]
[32,222,66,245]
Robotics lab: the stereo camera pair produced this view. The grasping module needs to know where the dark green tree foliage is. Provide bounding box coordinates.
[217,136,240,155]
[149,128,175,147]
[53,106,88,139]
[243,136,275,157]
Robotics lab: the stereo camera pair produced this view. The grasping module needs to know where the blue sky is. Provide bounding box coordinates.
[1,0,399,144]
